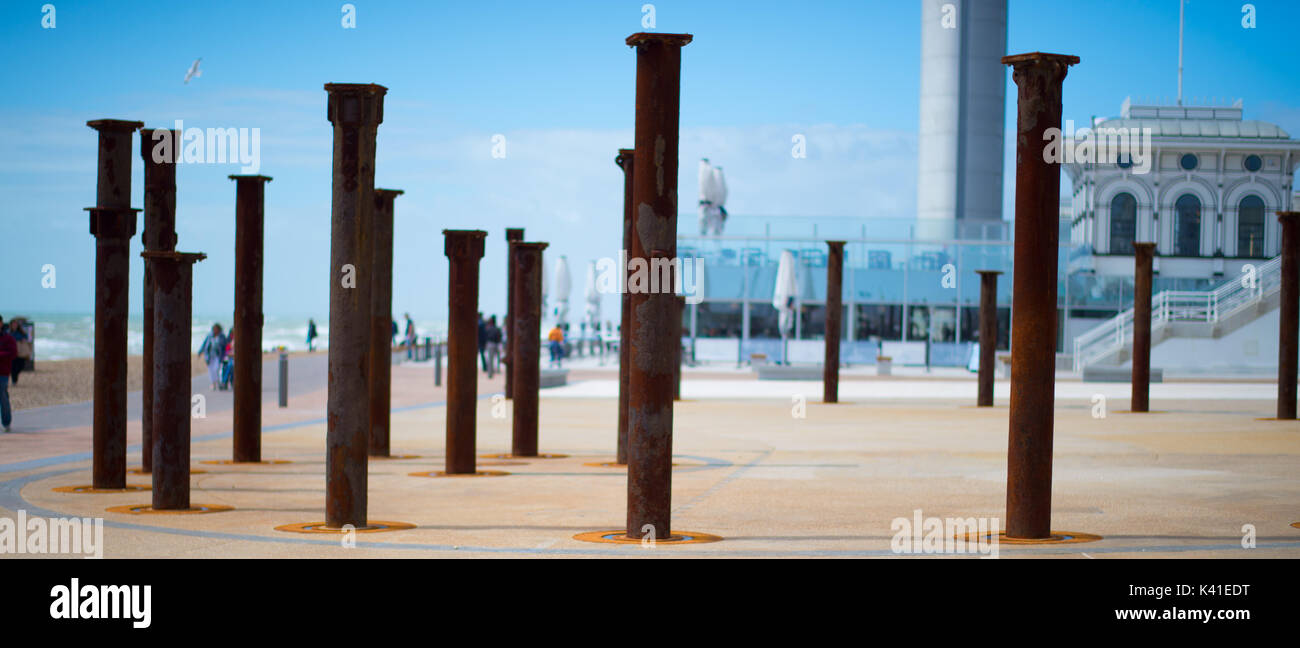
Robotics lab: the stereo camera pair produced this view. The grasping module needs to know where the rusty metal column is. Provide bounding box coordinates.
[504,228,524,399]
[369,189,403,457]
[139,128,178,474]
[625,32,692,541]
[976,270,1002,407]
[615,148,634,464]
[511,242,548,457]
[145,251,206,510]
[824,241,845,403]
[1131,242,1156,413]
[1278,212,1300,419]
[1002,52,1078,540]
[444,230,487,473]
[230,174,272,462]
[324,83,385,528]
[87,118,143,490]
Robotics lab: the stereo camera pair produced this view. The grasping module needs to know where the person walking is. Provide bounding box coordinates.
[8,317,31,384]
[306,318,318,352]
[547,323,565,368]
[0,315,17,432]
[477,312,488,372]
[485,315,502,378]
[198,323,228,391]
[404,313,417,360]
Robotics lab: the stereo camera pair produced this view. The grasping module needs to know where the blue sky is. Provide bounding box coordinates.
[3,0,1298,325]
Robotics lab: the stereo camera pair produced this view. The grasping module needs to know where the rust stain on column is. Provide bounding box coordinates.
[976,270,1002,407]
[625,32,692,541]
[230,174,272,462]
[1131,242,1156,413]
[144,251,206,510]
[615,149,634,464]
[504,228,524,399]
[1278,212,1300,419]
[324,83,386,528]
[511,242,548,457]
[444,229,488,473]
[369,189,403,457]
[87,118,143,490]
[138,128,178,473]
[1001,52,1078,540]
[824,241,846,403]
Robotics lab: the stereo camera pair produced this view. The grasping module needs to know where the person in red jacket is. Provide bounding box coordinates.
[0,314,17,432]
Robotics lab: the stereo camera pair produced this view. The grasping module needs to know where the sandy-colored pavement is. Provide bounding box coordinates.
[2,363,1298,559]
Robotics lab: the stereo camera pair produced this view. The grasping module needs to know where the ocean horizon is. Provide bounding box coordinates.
[9,312,450,361]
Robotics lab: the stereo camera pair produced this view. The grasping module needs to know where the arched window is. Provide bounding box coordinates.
[1109,193,1137,253]
[1174,194,1202,257]
[1238,195,1266,258]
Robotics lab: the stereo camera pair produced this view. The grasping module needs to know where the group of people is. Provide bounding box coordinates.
[198,324,234,391]
[0,314,34,433]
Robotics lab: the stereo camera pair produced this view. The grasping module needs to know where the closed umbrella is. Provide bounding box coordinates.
[553,255,571,330]
[773,249,798,363]
[584,260,601,332]
[698,159,729,236]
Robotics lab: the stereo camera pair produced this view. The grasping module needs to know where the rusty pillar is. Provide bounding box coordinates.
[615,149,634,463]
[504,227,524,399]
[144,251,206,510]
[139,128,179,473]
[324,83,386,528]
[976,270,1002,407]
[230,174,272,462]
[444,229,488,473]
[511,242,548,457]
[1002,52,1078,540]
[87,118,143,490]
[625,32,692,541]
[1131,242,1156,413]
[368,189,403,457]
[1278,212,1300,419]
[824,241,846,403]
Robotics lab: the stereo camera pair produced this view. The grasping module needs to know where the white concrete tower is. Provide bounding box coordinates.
[916,0,1008,240]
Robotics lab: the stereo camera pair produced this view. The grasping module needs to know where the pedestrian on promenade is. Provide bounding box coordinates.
[0,315,17,432]
[485,315,502,378]
[477,312,488,372]
[7,316,32,384]
[404,313,417,360]
[547,324,565,368]
[306,319,318,352]
[198,323,228,391]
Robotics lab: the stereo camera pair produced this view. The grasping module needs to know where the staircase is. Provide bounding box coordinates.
[1072,255,1283,373]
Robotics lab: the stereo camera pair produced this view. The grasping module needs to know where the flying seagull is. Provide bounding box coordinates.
[184,58,202,84]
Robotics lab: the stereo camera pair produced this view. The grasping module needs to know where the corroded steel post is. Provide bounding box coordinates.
[230,174,272,462]
[615,149,634,464]
[324,83,385,528]
[976,270,1002,407]
[1002,52,1077,540]
[511,242,548,457]
[1131,242,1156,413]
[139,128,178,474]
[145,251,206,510]
[625,32,692,541]
[504,228,524,399]
[1278,212,1300,419]
[369,189,403,457]
[87,118,143,490]
[824,241,845,403]
[444,229,488,473]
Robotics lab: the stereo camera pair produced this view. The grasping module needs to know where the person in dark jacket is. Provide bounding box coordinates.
[477,312,488,372]
[485,315,502,378]
[0,315,17,432]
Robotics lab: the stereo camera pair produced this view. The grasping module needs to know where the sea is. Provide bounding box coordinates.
[14,313,449,361]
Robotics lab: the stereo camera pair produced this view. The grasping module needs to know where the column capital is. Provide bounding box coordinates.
[626,32,693,48]
[229,174,273,183]
[324,83,388,126]
[975,269,1004,277]
[505,227,525,242]
[141,250,207,265]
[826,240,847,250]
[443,229,487,259]
[616,148,634,169]
[87,118,144,133]
[86,207,139,239]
